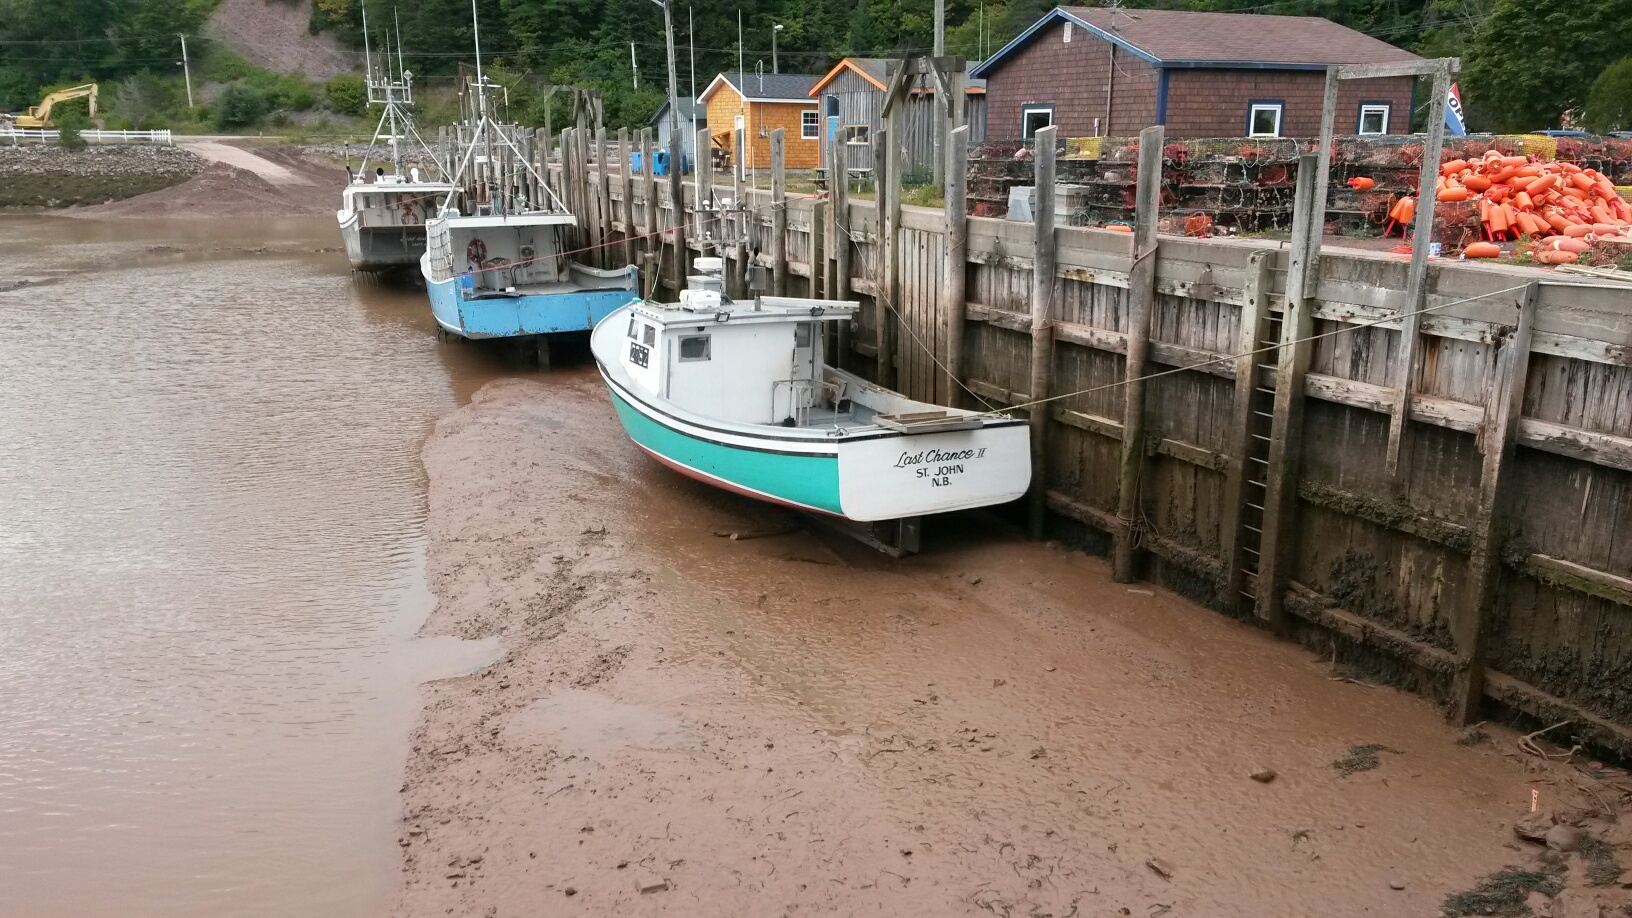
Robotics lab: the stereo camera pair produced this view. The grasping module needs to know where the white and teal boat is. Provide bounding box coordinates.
[590,261,1031,523]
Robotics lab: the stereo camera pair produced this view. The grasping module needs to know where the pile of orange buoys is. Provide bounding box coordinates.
[1432,152,1632,260]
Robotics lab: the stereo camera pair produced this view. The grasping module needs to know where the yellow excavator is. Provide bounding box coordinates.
[13,83,98,129]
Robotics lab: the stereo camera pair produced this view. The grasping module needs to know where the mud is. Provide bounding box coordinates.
[65,144,346,219]
[404,370,1632,917]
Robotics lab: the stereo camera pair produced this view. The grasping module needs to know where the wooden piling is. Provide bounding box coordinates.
[1219,250,1275,605]
[640,128,658,292]
[1110,125,1164,578]
[1454,281,1539,724]
[617,128,632,268]
[1256,153,1321,633]
[732,126,747,301]
[943,125,969,408]
[1026,125,1058,541]
[595,127,611,269]
[668,124,688,291]
[828,138,851,368]
[770,129,787,297]
[874,125,900,390]
[694,127,710,254]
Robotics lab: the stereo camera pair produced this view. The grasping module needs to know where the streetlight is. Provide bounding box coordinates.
[772,23,784,75]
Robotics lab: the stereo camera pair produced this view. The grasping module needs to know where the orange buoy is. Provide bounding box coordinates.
[1463,175,1492,192]
[1464,242,1501,258]
[1102,224,1133,233]
[1564,223,1593,238]
[1551,237,1591,253]
[1348,176,1376,191]
[1437,186,1471,202]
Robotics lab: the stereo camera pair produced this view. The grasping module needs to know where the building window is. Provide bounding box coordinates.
[1247,101,1284,138]
[825,95,839,118]
[843,124,871,145]
[678,334,711,361]
[1022,106,1054,139]
[1357,102,1390,136]
[801,110,819,140]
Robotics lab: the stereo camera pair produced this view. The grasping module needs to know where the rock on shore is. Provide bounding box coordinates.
[0,144,203,207]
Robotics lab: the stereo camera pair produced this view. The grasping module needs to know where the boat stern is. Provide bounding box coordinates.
[836,422,1032,521]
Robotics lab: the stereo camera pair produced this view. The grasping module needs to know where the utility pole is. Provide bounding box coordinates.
[178,33,194,109]
[934,0,945,56]
[631,41,639,90]
[772,23,783,74]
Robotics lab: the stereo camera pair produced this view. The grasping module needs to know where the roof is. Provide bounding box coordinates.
[810,57,987,95]
[699,71,821,105]
[971,6,1423,77]
[649,97,706,125]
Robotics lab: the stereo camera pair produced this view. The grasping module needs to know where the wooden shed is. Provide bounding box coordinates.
[699,71,821,170]
[809,57,988,176]
[972,6,1422,141]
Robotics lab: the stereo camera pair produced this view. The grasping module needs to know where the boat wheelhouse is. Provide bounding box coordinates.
[334,10,454,273]
[591,261,1031,523]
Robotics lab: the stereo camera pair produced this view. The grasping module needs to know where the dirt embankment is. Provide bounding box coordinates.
[64,143,347,219]
[205,0,354,82]
[0,145,203,207]
[403,372,1632,918]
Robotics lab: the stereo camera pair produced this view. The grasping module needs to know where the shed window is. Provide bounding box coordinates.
[843,124,871,145]
[678,334,711,361]
[1358,103,1390,136]
[801,110,819,140]
[1022,106,1054,140]
[1247,101,1284,138]
[642,324,656,347]
[825,95,839,118]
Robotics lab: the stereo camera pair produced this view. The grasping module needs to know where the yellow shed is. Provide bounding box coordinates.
[699,71,822,170]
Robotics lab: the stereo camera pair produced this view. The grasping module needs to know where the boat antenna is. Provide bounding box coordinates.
[361,1,373,84]
[394,6,406,84]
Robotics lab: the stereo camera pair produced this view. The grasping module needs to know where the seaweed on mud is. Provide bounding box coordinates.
[1441,866,1563,917]
[1582,835,1625,887]
[1331,743,1397,776]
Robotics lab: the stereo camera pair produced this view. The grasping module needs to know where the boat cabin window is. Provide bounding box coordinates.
[794,323,812,348]
[642,324,656,347]
[627,316,639,339]
[678,335,711,361]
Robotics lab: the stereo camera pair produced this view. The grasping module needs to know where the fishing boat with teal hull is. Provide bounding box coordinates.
[590,260,1031,524]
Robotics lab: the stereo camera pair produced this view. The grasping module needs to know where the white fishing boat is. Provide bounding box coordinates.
[420,19,635,346]
[335,7,454,273]
[590,259,1031,525]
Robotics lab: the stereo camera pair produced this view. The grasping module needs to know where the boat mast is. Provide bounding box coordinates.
[470,0,500,214]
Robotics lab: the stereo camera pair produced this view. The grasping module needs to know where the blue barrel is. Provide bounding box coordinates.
[653,150,670,176]
[629,151,643,173]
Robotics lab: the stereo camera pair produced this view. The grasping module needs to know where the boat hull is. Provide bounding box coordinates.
[594,325,1031,521]
[424,258,638,339]
[341,221,430,270]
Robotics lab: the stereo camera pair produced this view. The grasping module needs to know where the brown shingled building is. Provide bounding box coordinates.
[970,6,1424,140]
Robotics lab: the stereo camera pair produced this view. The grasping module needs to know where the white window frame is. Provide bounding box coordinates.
[800,109,819,140]
[1247,102,1284,138]
[1021,106,1054,140]
[1357,103,1391,136]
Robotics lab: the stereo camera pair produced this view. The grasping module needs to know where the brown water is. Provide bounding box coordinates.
[0,215,510,918]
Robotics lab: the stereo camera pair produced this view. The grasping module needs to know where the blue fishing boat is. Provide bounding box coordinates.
[590,260,1031,523]
[421,7,636,346]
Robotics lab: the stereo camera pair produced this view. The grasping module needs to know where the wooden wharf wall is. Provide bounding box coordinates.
[557,135,1632,756]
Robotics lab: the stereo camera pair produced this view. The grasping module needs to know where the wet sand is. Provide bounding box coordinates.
[404,371,1631,916]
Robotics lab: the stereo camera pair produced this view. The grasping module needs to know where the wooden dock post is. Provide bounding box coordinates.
[667,125,687,291]
[1454,280,1539,724]
[1219,250,1275,606]
[595,127,611,269]
[617,128,633,268]
[557,128,575,243]
[693,127,710,255]
[1256,153,1322,633]
[770,128,788,296]
[1026,125,1058,540]
[828,138,851,368]
[943,125,970,408]
[1112,125,1164,579]
[810,195,826,301]
[1385,59,1453,482]
[576,127,594,257]
[640,128,658,292]
[874,126,900,390]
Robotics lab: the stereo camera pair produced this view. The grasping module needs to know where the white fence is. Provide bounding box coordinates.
[1,128,173,146]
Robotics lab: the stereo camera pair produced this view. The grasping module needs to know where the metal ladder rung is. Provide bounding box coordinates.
[1251,434,1271,442]
[1253,410,1274,419]
[1241,569,1259,579]
[1246,502,1265,511]
[1250,456,1268,465]
[1247,479,1265,488]
[1254,387,1276,395]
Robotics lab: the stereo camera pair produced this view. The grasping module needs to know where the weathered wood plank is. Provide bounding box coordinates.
[1027,125,1058,540]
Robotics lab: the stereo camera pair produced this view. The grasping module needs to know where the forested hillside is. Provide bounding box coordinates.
[4,0,1631,133]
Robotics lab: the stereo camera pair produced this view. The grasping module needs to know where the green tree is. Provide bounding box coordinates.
[1584,58,1632,133]
[1462,0,1632,132]
[326,73,367,114]
[214,84,269,128]
[55,106,89,148]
